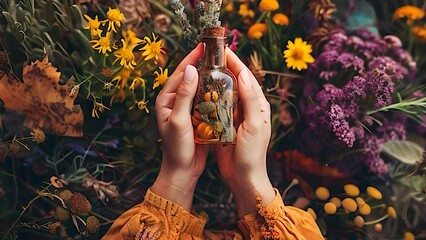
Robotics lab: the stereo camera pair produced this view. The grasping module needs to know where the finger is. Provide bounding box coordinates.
[214,144,234,166]
[226,48,248,77]
[162,43,204,94]
[238,69,262,125]
[170,65,199,121]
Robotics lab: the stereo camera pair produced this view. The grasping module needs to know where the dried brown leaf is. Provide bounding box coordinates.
[0,57,84,137]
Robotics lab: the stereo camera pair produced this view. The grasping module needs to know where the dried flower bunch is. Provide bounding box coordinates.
[171,0,222,44]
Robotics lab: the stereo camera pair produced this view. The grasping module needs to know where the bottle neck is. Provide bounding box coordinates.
[203,37,227,68]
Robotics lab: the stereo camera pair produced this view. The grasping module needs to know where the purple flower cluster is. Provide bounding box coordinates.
[302,29,417,174]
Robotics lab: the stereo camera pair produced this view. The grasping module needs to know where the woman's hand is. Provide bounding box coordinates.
[151,44,209,211]
[215,49,275,218]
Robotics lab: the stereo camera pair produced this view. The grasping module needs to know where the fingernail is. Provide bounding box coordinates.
[184,65,197,83]
[239,69,252,87]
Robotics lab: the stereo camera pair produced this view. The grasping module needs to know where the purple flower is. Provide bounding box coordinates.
[228,29,241,51]
[329,104,356,147]
[368,57,408,81]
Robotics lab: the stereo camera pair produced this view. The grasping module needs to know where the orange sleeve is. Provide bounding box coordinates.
[237,189,324,240]
[102,188,206,240]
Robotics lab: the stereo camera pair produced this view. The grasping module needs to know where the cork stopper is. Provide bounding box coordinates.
[204,27,226,38]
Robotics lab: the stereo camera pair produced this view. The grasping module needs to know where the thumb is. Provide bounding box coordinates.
[238,69,261,125]
[172,65,198,120]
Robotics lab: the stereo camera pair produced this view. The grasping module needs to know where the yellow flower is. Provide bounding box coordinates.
[114,40,137,69]
[129,77,146,92]
[273,13,289,26]
[374,223,383,232]
[104,8,125,33]
[315,186,330,200]
[259,0,279,12]
[359,203,371,216]
[247,23,267,39]
[137,100,149,113]
[112,68,132,89]
[404,232,415,240]
[353,216,365,228]
[344,184,360,197]
[122,29,143,47]
[153,67,169,89]
[387,206,397,219]
[324,202,337,214]
[239,4,255,18]
[225,3,234,12]
[140,33,165,61]
[92,101,110,118]
[30,128,45,144]
[342,198,357,212]
[413,24,426,41]
[366,186,382,200]
[330,197,342,208]
[84,14,102,38]
[90,33,112,55]
[394,5,425,25]
[283,38,315,71]
[356,197,365,206]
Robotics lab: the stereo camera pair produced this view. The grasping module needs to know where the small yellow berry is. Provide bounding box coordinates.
[403,231,415,240]
[307,208,317,220]
[353,216,365,228]
[342,198,358,212]
[366,186,382,200]
[330,197,342,207]
[344,184,360,197]
[387,206,397,219]
[324,202,337,214]
[315,186,330,200]
[356,197,365,206]
[374,223,383,232]
[359,203,371,216]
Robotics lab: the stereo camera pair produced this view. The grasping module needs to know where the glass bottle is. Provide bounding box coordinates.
[192,27,238,144]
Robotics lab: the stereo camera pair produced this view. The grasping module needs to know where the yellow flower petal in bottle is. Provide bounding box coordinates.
[273,13,289,26]
[366,186,382,200]
[105,8,125,32]
[344,184,360,197]
[140,33,165,61]
[153,67,169,89]
[247,23,267,39]
[283,38,315,71]
[137,100,149,113]
[315,186,330,200]
[342,198,357,212]
[114,39,137,69]
[324,202,337,214]
[387,206,397,219]
[259,0,279,12]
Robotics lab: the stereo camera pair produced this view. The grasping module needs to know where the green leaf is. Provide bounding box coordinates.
[382,140,425,165]
[16,30,25,42]
[1,11,15,27]
[70,4,83,27]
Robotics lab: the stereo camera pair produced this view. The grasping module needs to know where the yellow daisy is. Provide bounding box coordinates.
[84,14,102,38]
[112,68,132,89]
[283,38,315,71]
[122,29,143,47]
[153,67,169,89]
[140,33,165,61]
[247,23,267,39]
[114,39,137,69]
[90,33,112,55]
[104,8,125,33]
[273,13,289,26]
[259,0,279,12]
[92,101,110,118]
[129,77,146,92]
[137,100,149,113]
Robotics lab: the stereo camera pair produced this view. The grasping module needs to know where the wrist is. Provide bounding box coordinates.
[227,173,275,218]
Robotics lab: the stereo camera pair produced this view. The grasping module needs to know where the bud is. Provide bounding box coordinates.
[69,192,92,215]
[86,216,100,234]
[55,206,70,222]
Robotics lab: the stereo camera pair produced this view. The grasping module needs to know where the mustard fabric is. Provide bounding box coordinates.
[102,189,324,240]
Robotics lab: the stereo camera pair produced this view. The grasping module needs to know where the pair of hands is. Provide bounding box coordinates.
[150,43,275,218]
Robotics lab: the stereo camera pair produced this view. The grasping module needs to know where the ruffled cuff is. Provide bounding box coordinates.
[143,188,207,237]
